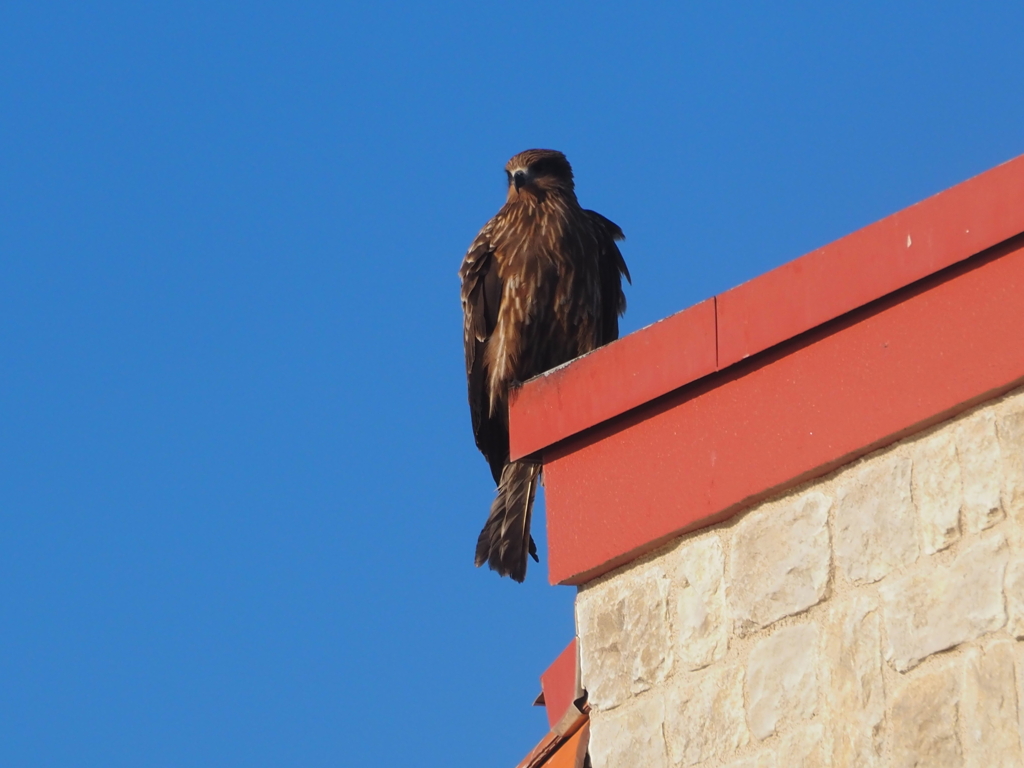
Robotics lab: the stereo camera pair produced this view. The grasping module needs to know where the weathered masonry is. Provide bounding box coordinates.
[514,154,1024,768]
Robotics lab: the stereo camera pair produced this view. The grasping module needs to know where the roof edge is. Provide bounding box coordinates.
[543,236,1024,584]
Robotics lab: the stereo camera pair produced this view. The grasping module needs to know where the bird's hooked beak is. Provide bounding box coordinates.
[513,170,528,192]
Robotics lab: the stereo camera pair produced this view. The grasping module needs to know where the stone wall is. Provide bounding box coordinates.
[576,386,1024,768]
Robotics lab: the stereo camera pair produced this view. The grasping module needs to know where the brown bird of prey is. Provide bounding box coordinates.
[459,149,630,582]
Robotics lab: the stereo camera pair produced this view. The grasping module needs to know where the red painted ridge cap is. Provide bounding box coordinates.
[509,152,1024,461]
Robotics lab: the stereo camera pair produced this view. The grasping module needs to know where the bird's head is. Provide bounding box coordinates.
[504,149,575,202]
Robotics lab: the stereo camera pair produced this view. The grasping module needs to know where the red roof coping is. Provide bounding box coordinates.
[544,237,1024,584]
[509,153,1024,462]
[539,639,578,730]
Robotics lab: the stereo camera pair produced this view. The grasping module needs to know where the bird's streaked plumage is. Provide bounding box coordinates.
[460,149,630,581]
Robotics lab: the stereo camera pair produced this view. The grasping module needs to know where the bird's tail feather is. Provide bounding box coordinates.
[474,461,541,582]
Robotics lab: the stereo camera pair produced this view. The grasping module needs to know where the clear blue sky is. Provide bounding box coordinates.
[1,3,1022,766]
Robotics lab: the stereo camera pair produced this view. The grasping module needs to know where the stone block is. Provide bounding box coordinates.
[588,693,669,768]
[577,565,672,711]
[745,623,819,740]
[998,408,1024,519]
[956,411,1005,533]
[729,491,831,635]
[671,535,728,670]
[822,594,885,767]
[911,431,962,554]
[891,663,962,768]
[880,534,1008,672]
[835,453,918,584]
[963,640,1022,768]
[1005,556,1024,639]
[779,722,829,768]
[665,664,749,766]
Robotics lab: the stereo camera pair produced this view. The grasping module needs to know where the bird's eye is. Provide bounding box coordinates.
[505,170,512,187]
